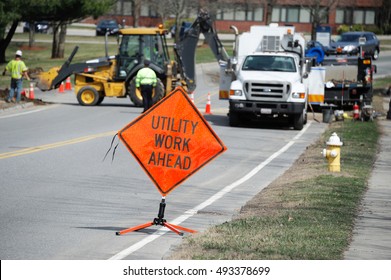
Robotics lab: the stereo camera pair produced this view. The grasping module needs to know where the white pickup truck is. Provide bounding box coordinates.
[224,24,313,130]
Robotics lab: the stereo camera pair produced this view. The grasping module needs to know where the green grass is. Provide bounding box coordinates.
[170,120,380,260]
[4,34,118,66]
[374,76,391,90]
[194,44,233,64]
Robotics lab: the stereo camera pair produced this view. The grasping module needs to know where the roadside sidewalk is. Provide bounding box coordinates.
[344,97,391,259]
[0,99,35,113]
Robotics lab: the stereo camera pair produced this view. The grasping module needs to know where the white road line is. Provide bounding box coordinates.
[109,121,312,260]
[0,107,49,119]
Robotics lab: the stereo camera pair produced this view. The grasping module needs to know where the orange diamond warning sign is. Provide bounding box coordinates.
[118,87,227,196]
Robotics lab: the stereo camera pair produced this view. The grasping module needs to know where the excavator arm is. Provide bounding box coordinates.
[34,46,111,91]
[174,9,229,92]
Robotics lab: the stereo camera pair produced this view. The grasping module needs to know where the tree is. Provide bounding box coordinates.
[264,0,277,25]
[379,0,391,33]
[146,0,199,43]
[32,0,116,58]
[0,0,115,62]
[299,0,339,40]
[133,0,141,27]
[0,0,23,63]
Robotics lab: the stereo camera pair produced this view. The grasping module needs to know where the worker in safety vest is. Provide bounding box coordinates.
[3,50,30,103]
[136,59,157,113]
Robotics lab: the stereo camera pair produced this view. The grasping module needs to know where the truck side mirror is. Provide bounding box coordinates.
[302,61,311,79]
[306,62,312,73]
[226,57,237,73]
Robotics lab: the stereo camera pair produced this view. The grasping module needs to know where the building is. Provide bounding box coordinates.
[213,0,382,34]
[89,0,383,35]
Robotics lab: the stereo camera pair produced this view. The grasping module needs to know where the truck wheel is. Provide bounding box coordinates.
[128,77,165,107]
[77,86,100,106]
[229,112,240,127]
[293,113,304,130]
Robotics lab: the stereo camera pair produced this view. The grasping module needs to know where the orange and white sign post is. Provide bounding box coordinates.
[116,86,227,236]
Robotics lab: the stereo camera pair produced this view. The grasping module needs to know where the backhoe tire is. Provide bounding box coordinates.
[77,86,100,106]
[128,77,165,107]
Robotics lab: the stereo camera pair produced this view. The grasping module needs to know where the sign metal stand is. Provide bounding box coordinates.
[116,197,196,236]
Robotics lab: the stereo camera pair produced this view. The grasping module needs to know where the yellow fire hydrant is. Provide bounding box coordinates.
[322,132,343,172]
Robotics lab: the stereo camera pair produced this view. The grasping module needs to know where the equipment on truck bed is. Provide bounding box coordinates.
[306,45,376,107]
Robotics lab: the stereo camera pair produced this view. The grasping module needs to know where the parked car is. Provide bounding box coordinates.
[23,21,51,33]
[96,19,119,36]
[329,31,380,60]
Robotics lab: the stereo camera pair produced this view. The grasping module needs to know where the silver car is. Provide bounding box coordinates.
[330,31,380,60]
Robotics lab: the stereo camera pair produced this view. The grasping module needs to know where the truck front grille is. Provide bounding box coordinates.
[245,82,290,100]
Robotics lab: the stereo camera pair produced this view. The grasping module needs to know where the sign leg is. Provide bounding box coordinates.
[116,222,154,235]
[165,222,197,234]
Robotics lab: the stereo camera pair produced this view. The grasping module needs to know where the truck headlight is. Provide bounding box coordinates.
[292,92,305,99]
[230,89,242,96]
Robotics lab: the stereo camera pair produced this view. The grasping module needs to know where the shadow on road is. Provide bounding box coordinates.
[204,114,296,130]
[76,226,159,235]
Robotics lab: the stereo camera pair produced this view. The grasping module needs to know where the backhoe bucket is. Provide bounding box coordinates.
[34,67,61,91]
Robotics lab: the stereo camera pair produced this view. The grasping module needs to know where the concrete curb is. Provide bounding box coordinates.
[344,96,391,259]
[0,101,35,114]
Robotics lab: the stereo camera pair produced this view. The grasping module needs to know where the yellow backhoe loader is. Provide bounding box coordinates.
[34,10,230,107]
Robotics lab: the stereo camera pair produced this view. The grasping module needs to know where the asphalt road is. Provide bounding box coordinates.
[373,50,391,78]
[0,62,329,260]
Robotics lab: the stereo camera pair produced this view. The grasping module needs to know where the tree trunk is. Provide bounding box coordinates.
[51,22,67,58]
[58,23,67,58]
[51,23,60,59]
[0,21,19,63]
[311,22,317,41]
[28,25,36,48]
[133,0,141,27]
[265,1,274,25]
[174,15,180,43]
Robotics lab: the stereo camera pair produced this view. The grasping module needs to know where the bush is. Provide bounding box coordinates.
[337,24,382,34]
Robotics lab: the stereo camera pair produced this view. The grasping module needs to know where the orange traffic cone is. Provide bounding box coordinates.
[58,82,65,93]
[353,102,360,120]
[29,82,35,99]
[204,93,212,114]
[65,76,72,90]
[21,89,27,98]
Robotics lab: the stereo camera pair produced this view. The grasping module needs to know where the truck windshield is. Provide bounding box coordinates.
[242,55,296,72]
